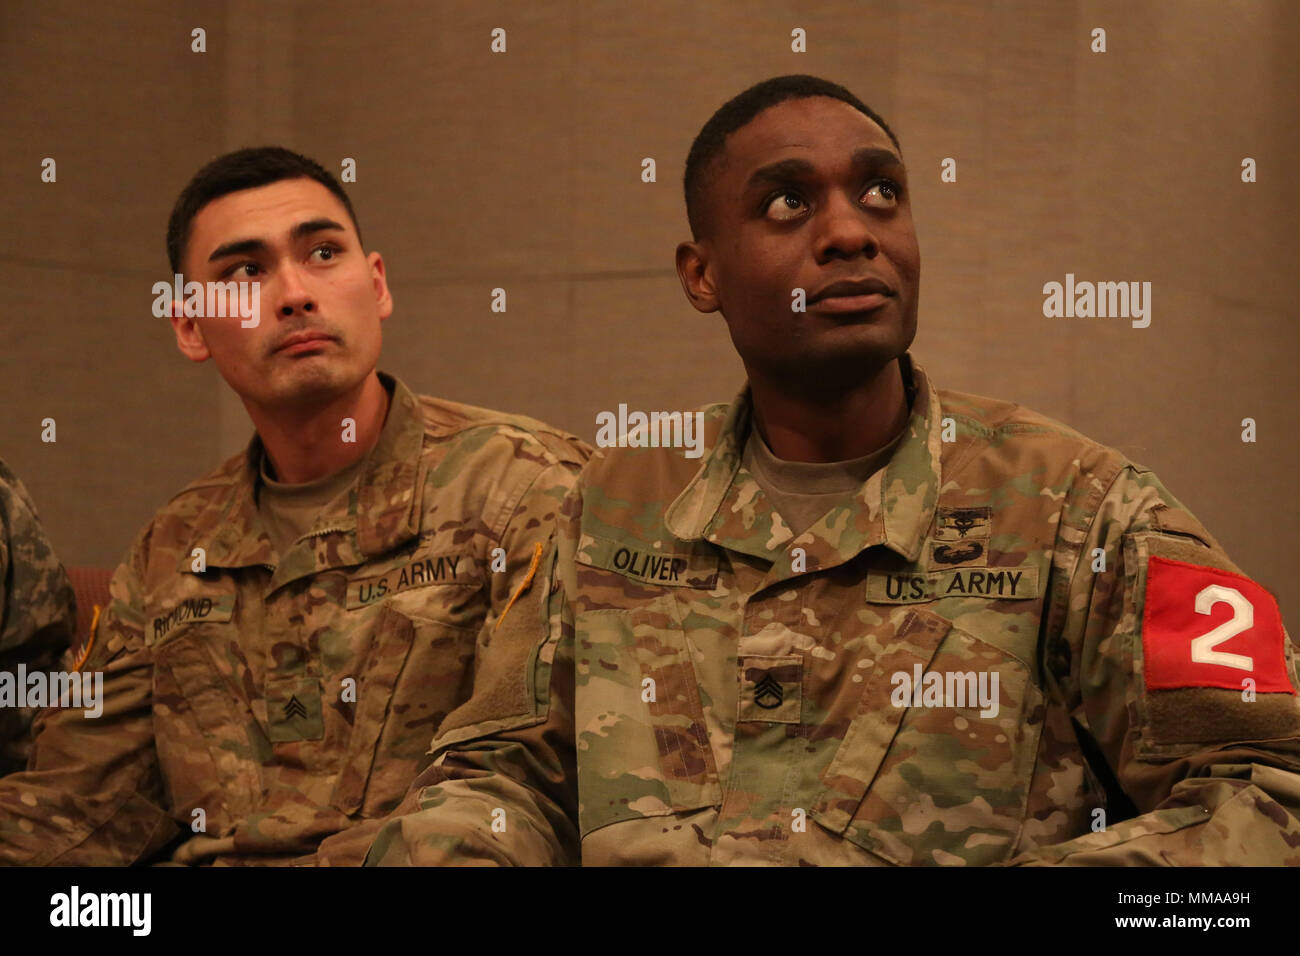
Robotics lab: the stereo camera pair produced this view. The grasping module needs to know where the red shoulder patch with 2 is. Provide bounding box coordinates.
[1142,555,1292,693]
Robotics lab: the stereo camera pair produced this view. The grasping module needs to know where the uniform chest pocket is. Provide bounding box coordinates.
[330,604,477,818]
[575,597,721,838]
[810,608,1043,866]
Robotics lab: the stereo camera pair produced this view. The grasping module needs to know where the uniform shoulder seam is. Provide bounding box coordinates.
[938,386,1132,462]
[157,452,245,510]
[416,394,586,465]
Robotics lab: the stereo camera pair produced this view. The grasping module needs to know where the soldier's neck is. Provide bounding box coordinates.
[748,358,909,464]
[246,371,390,484]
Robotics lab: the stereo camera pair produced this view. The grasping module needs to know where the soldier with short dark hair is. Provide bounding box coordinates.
[0,147,587,865]
[373,74,1299,866]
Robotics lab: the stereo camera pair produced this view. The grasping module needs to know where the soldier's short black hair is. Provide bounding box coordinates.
[166,146,362,273]
[683,75,902,239]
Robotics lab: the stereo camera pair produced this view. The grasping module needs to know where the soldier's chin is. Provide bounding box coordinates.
[274,360,349,406]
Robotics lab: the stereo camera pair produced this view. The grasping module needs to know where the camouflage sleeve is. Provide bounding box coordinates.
[0,462,76,775]
[0,532,179,865]
[1008,462,1300,865]
[346,460,582,867]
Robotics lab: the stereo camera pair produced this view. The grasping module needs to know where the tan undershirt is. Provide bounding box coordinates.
[255,379,397,558]
[742,422,908,539]
[256,452,369,558]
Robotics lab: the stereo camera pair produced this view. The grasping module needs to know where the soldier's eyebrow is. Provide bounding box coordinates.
[208,237,266,262]
[744,147,905,194]
[207,219,347,262]
[290,217,346,240]
[851,147,905,176]
[745,157,816,193]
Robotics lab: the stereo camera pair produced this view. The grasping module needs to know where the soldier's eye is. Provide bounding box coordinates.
[764,192,807,221]
[863,179,901,208]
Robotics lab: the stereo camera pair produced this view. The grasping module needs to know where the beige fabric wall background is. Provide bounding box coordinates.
[1,0,1296,615]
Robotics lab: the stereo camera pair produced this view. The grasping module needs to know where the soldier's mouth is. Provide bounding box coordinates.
[814,292,892,314]
[274,333,336,355]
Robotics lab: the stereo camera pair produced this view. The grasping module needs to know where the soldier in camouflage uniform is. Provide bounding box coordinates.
[0,147,586,865]
[0,460,76,777]
[371,75,1298,865]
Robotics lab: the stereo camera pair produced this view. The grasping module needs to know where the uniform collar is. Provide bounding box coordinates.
[664,353,942,576]
[185,371,425,582]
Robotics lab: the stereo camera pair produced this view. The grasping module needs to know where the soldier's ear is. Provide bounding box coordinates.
[169,301,211,363]
[676,240,721,314]
[367,251,393,321]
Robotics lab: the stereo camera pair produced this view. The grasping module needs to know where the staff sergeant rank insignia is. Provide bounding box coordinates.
[753,673,784,709]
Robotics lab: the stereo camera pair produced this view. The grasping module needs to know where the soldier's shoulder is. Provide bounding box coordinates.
[160,450,245,511]
[0,456,25,496]
[939,384,1098,444]
[0,456,42,525]
[937,384,1133,477]
[133,452,247,557]
[581,400,731,493]
[414,393,591,470]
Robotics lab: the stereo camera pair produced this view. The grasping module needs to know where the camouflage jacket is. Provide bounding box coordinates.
[557,353,1300,865]
[0,460,76,776]
[0,372,587,866]
[376,351,1300,867]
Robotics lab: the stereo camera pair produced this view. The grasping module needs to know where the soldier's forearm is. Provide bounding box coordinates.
[363,745,578,866]
[1004,769,1300,865]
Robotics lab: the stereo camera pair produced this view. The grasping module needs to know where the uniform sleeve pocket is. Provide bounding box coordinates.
[576,599,721,837]
[1127,530,1300,756]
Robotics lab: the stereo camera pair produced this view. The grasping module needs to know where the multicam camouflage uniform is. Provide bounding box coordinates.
[372,352,1299,865]
[0,460,76,776]
[0,372,586,865]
